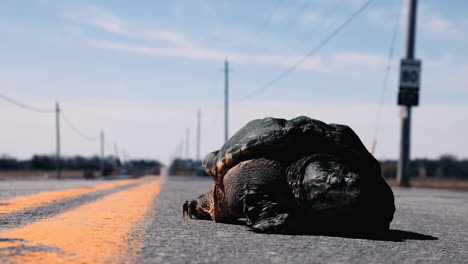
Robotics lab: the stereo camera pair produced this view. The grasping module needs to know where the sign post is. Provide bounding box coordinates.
[397,0,420,187]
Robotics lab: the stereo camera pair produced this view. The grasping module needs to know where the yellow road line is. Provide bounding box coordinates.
[0,176,163,264]
[0,178,140,215]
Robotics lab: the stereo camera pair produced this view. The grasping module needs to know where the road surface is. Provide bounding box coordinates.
[0,176,466,263]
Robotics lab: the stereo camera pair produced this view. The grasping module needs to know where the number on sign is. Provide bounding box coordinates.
[402,70,418,84]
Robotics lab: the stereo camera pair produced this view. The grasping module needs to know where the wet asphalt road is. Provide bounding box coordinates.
[1,176,467,263]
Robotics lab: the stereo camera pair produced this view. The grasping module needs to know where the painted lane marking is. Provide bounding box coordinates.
[0,178,139,215]
[0,176,163,264]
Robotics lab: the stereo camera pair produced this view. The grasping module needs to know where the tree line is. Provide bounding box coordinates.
[381,155,468,179]
[0,154,161,172]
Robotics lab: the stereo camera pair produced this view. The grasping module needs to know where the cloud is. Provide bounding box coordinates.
[209,26,286,51]
[61,5,407,74]
[90,38,399,73]
[306,0,367,8]
[61,3,468,102]
[366,6,402,28]
[300,11,340,27]
[330,52,388,68]
[425,16,450,34]
[90,39,325,71]
[64,5,326,71]
[367,2,468,42]
[419,6,468,41]
[299,0,374,27]
[63,6,195,47]
[421,56,468,95]
[63,7,126,35]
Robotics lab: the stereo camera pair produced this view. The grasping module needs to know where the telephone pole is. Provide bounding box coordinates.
[224,60,229,143]
[55,102,61,179]
[121,149,126,165]
[196,109,201,161]
[185,128,190,160]
[121,148,130,165]
[114,142,119,166]
[179,139,184,158]
[100,130,105,176]
[397,0,421,187]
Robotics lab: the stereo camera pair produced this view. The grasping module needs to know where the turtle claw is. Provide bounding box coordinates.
[182,200,189,218]
[188,201,193,219]
[244,187,294,234]
[182,200,197,219]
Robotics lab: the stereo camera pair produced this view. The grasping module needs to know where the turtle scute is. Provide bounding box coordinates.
[184,116,395,235]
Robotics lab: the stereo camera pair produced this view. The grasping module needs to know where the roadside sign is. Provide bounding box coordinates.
[398,58,421,106]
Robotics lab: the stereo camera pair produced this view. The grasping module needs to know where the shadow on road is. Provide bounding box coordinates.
[207,220,438,242]
[186,217,438,242]
[384,229,438,242]
[296,229,438,242]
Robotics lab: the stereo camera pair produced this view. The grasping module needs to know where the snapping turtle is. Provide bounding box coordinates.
[183,116,395,234]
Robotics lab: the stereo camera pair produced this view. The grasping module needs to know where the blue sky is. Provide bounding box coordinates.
[1,0,467,163]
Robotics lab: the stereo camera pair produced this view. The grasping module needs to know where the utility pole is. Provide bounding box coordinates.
[185,128,190,160]
[55,102,61,179]
[196,109,201,161]
[179,139,184,158]
[100,130,105,176]
[397,0,421,187]
[224,59,229,143]
[121,149,126,166]
[114,142,119,166]
[122,148,130,166]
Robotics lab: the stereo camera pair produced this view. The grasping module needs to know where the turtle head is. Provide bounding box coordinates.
[182,191,213,220]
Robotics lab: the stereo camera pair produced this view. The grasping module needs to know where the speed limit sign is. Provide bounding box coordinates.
[398,59,421,106]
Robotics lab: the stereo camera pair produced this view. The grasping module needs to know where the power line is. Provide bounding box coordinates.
[371,0,404,154]
[244,0,284,50]
[60,111,99,141]
[0,93,54,113]
[292,0,343,50]
[235,0,375,102]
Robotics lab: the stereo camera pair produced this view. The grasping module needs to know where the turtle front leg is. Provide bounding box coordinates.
[234,159,298,234]
[182,191,213,220]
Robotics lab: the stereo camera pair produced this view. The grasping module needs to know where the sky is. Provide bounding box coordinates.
[1,0,467,164]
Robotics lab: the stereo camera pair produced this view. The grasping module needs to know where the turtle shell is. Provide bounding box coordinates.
[202,116,380,182]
